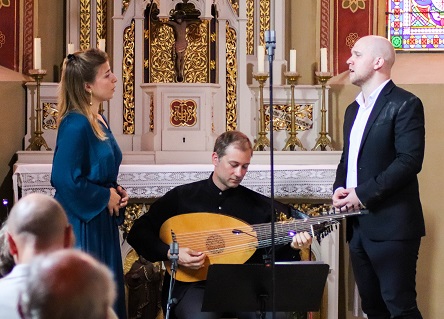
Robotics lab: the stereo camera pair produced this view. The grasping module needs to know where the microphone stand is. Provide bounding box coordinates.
[165,241,179,319]
[265,29,276,319]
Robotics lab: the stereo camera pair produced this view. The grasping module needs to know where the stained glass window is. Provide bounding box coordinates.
[388,0,444,50]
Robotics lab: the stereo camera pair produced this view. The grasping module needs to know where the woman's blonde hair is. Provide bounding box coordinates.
[57,48,109,140]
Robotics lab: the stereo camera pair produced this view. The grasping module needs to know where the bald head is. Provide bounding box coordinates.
[358,35,395,70]
[19,249,116,319]
[6,193,73,263]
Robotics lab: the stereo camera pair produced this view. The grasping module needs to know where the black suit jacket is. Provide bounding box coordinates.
[333,80,426,241]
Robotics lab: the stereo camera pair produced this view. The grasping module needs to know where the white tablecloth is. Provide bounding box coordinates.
[13,163,337,202]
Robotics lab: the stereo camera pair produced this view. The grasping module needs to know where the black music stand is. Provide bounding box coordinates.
[202,262,329,316]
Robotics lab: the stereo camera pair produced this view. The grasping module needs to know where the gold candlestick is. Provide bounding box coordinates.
[312,72,334,151]
[253,73,270,151]
[26,69,52,151]
[282,72,306,151]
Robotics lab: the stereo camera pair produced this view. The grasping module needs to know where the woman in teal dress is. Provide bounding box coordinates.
[51,48,128,319]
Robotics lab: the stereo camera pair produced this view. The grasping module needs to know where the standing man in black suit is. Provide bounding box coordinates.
[332,35,425,319]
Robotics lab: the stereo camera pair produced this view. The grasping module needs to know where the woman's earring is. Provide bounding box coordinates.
[89,90,93,106]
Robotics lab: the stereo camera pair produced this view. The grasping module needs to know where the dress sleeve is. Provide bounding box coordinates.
[51,115,110,222]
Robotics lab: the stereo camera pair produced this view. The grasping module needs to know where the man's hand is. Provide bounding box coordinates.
[332,187,361,211]
[169,247,206,270]
[291,231,312,249]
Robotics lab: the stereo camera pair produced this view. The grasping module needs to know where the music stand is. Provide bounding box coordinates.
[202,262,329,315]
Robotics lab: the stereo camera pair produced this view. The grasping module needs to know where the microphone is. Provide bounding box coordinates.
[170,241,179,258]
[165,234,179,319]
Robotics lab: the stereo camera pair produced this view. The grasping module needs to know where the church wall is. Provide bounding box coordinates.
[0,82,26,219]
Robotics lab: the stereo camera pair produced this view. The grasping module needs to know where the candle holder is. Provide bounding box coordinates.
[253,73,270,151]
[312,72,334,151]
[26,69,52,151]
[282,71,306,151]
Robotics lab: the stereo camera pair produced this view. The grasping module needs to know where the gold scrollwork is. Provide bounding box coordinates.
[170,99,197,127]
[122,0,130,14]
[96,0,107,42]
[123,20,135,135]
[42,103,59,130]
[80,0,91,50]
[230,0,239,15]
[225,22,237,131]
[150,22,175,82]
[259,0,270,47]
[246,0,254,54]
[184,21,208,83]
[149,93,154,132]
[264,104,313,131]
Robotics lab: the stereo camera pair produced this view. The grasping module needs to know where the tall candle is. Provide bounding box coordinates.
[67,43,75,55]
[320,48,328,72]
[289,49,297,72]
[98,38,106,51]
[257,45,265,73]
[33,38,42,70]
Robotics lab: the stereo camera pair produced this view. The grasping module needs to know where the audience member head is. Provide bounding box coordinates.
[6,193,74,264]
[0,221,15,277]
[347,35,396,90]
[58,48,113,140]
[18,249,116,319]
[212,131,253,191]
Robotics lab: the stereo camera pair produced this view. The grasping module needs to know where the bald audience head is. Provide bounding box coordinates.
[6,193,73,264]
[0,221,15,277]
[19,249,116,319]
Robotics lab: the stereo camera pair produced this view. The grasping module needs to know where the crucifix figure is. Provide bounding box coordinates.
[166,11,189,82]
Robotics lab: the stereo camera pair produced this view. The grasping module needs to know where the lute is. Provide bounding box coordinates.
[160,210,365,282]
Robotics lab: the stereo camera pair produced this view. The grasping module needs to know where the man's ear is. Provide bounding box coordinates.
[211,152,219,166]
[6,232,18,256]
[374,57,384,70]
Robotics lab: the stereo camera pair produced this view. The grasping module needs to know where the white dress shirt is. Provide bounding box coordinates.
[346,80,390,188]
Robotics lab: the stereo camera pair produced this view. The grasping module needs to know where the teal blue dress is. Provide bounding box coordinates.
[51,112,126,319]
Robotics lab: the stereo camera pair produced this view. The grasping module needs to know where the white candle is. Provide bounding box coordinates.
[320,48,328,72]
[33,38,42,70]
[98,38,106,51]
[289,49,297,72]
[67,43,75,55]
[257,45,265,73]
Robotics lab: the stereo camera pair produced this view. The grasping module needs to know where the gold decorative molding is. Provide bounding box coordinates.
[150,22,175,82]
[225,22,237,131]
[122,20,135,135]
[230,0,239,15]
[80,0,91,50]
[170,99,198,127]
[246,0,254,54]
[184,21,208,83]
[259,0,270,47]
[122,0,130,14]
[96,0,107,42]
[42,103,59,130]
[265,104,313,132]
[149,93,154,132]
